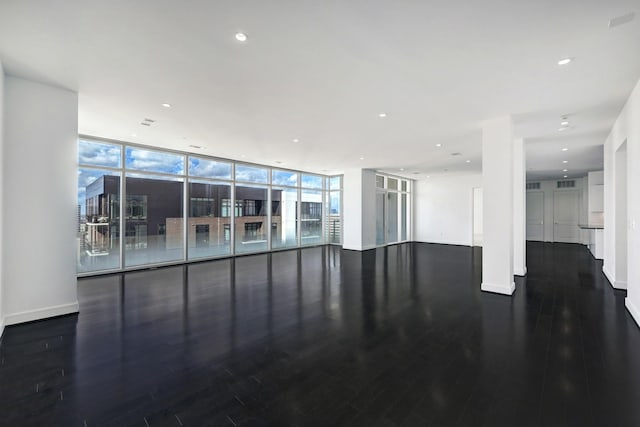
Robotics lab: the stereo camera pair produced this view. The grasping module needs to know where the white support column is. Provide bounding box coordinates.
[481,116,515,295]
[2,76,79,325]
[342,169,376,251]
[513,137,526,276]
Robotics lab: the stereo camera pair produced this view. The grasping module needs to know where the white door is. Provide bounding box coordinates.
[553,190,580,243]
[526,191,544,241]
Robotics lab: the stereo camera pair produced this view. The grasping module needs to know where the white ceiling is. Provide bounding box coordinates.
[0,0,638,180]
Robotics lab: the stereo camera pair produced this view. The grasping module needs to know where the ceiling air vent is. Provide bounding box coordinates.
[557,180,576,188]
[526,182,540,190]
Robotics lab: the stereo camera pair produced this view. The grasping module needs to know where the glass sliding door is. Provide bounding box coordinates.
[387,192,399,243]
[77,168,121,273]
[235,185,268,254]
[188,180,231,259]
[272,187,298,249]
[124,174,185,267]
[301,189,323,245]
[376,192,386,245]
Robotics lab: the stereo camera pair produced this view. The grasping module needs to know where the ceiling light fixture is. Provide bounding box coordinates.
[563,169,568,172]
[235,32,248,42]
[399,168,405,171]
[564,175,568,178]
[558,57,573,66]
[292,138,299,143]
[436,143,442,147]
[465,160,471,163]
[561,121,569,126]
[562,147,568,151]
[161,103,171,108]
[359,156,365,160]
[131,133,137,137]
[558,127,567,132]
[562,160,568,164]
[378,112,387,118]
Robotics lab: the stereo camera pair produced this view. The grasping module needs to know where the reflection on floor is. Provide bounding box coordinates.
[1,242,639,426]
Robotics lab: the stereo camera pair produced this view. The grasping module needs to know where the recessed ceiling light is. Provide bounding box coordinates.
[436,143,442,147]
[131,133,137,137]
[558,127,567,132]
[378,112,387,118]
[235,32,248,42]
[562,147,568,151]
[558,57,573,66]
[292,138,300,143]
[426,175,430,178]
[561,121,569,126]
[564,175,568,178]
[563,169,568,172]
[161,103,171,108]
[465,160,471,163]
[399,168,405,171]
[562,160,568,164]
[359,156,365,160]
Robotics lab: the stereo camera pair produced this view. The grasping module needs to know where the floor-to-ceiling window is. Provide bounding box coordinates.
[77,137,342,275]
[375,173,411,246]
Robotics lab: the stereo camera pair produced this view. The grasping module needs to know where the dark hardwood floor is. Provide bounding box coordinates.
[1,242,640,426]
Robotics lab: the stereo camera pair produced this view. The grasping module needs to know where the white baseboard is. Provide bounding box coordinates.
[481,281,515,296]
[626,298,640,329]
[514,267,527,277]
[615,280,628,290]
[3,301,79,326]
[602,266,615,288]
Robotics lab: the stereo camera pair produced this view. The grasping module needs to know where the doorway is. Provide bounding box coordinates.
[553,190,580,243]
[472,187,483,246]
[526,191,544,241]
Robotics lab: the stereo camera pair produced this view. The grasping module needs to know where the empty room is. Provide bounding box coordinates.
[1,1,640,426]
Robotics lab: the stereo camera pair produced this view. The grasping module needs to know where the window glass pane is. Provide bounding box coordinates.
[125,147,184,175]
[387,192,399,243]
[188,157,231,180]
[329,176,342,190]
[388,178,398,190]
[376,175,385,188]
[301,174,323,189]
[401,180,408,192]
[272,188,298,249]
[77,168,121,273]
[188,181,231,259]
[235,164,268,183]
[301,190,323,245]
[376,192,385,245]
[272,169,298,186]
[401,193,408,241]
[328,191,341,244]
[235,185,268,253]
[78,139,121,168]
[124,174,184,266]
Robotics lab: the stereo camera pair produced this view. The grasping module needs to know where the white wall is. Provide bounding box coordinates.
[414,174,482,246]
[603,77,640,327]
[526,177,587,243]
[0,60,4,335]
[343,168,377,250]
[2,76,78,325]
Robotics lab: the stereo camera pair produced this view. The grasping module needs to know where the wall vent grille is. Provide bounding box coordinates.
[557,180,576,188]
[526,182,541,190]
